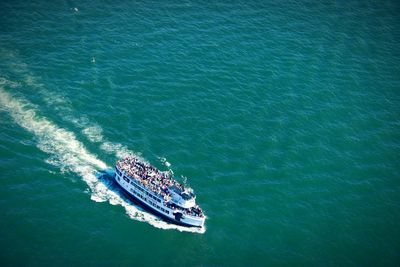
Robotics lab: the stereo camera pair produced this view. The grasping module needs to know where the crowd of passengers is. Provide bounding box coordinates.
[117,156,204,217]
[117,156,182,195]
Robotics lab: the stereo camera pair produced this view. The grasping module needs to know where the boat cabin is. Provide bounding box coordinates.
[169,185,196,208]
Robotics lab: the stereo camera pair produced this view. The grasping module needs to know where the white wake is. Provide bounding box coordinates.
[2,48,133,159]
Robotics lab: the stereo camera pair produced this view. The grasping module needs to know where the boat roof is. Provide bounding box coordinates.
[169,185,183,194]
[169,185,195,200]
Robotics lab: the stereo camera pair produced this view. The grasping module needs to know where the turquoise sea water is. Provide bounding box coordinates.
[1,1,399,266]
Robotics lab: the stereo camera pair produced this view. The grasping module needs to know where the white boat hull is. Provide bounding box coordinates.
[114,168,205,228]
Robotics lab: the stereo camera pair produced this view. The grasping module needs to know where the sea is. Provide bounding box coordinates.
[0,0,399,266]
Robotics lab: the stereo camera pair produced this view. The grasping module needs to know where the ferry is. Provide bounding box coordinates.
[114,156,205,228]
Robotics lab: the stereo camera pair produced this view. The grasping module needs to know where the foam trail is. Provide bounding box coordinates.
[0,89,106,171]
[0,87,205,233]
[2,49,134,159]
[39,92,134,158]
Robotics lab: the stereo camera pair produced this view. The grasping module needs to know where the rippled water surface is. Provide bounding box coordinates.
[1,1,399,266]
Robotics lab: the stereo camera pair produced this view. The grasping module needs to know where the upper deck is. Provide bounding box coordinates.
[116,156,183,197]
